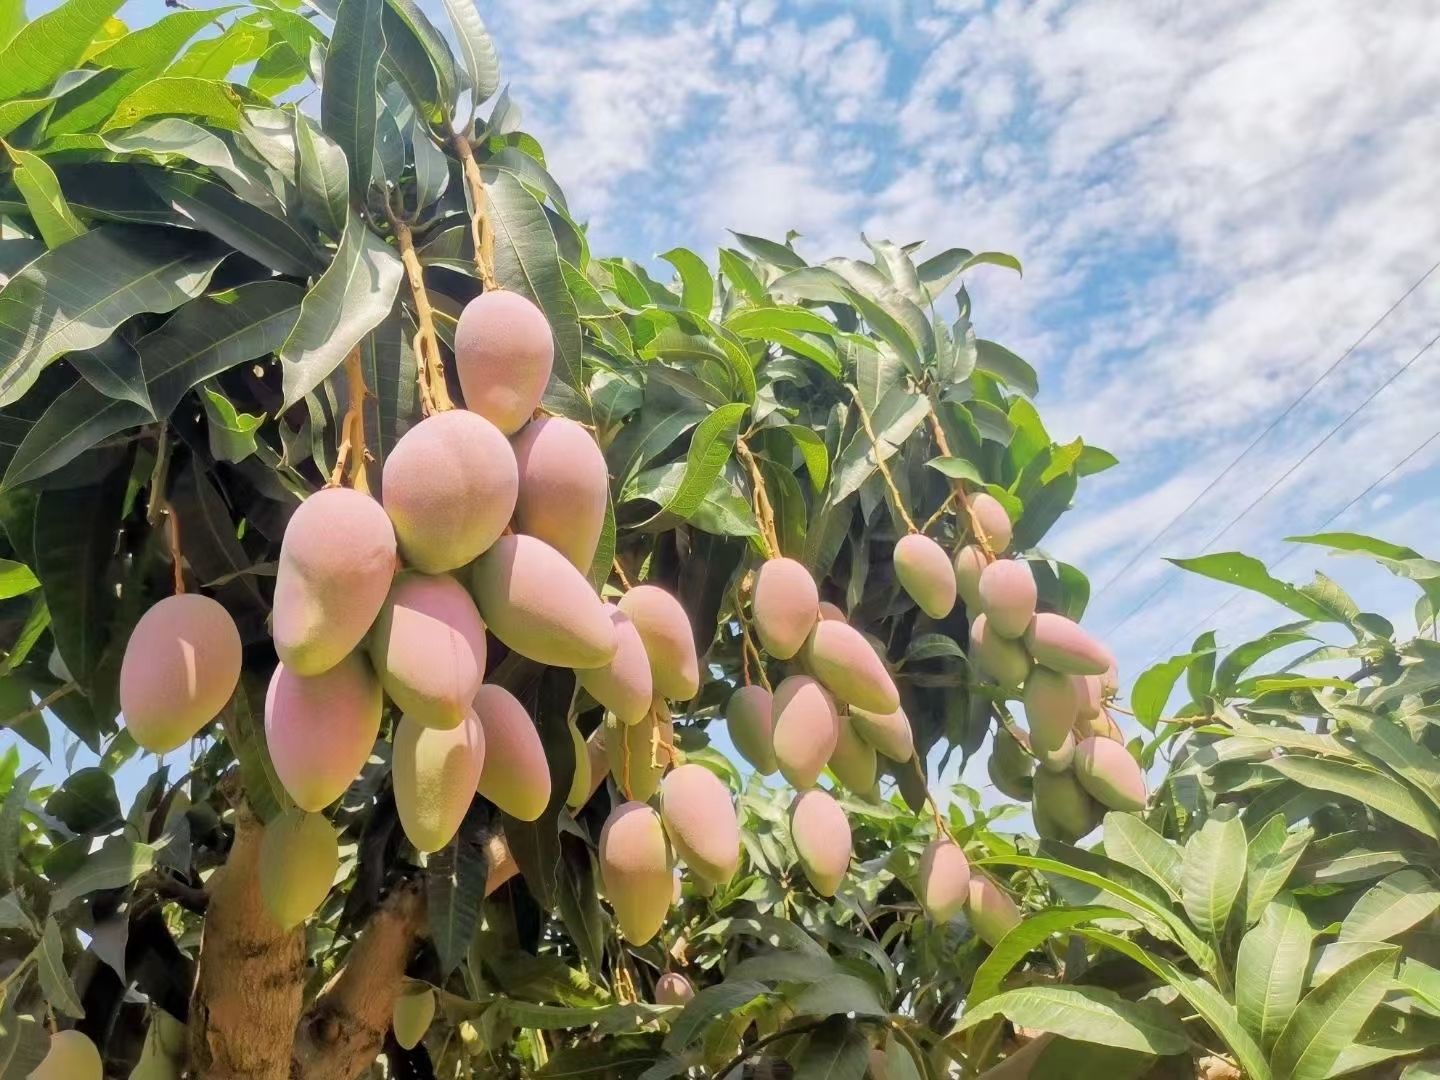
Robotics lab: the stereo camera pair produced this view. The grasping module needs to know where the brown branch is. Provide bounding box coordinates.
[451,133,498,291]
[925,402,995,560]
[327,347,371,493]
[734,438,781,558]
[390,214,453,415]
[611,557,633,591]
[0,682,76,729]
[848,387,918,535]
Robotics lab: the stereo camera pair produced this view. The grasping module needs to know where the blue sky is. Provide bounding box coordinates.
[15,0,1440,806]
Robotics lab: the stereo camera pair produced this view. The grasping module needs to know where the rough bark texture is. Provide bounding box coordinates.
[188,803,305,1080]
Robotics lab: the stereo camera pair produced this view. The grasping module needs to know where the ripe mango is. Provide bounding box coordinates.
[272,486,397,676]
[1024,666,1078,755]
[512,416,609,571]
[1037,732,1075,774]
[753,557,819,659]
[259,809,338,929]
[1033,767,1102,842]
[455,289,555,435]
[725,685,777,775]
[803,620,899,714]
[660,763,740,885]
[471,535,617,669]
[121,593,241,753]
[988,725,1034,800]
[618,585,699,700]
[817,601,846,622]
[970,493,1012,553]
[772,675,839,789]
[606,703,672,802]
[828,713,878,797]
[1074,736,1147,811]
[790,789,851,897]
[917,838,971,922]
[978,559,1036,639]
[1023,613,1113,676]
[953,544,987,611]
[599,801,673,944]
[392,984,435,1051]
[265,653,382,811]
[368,572,486,730]
[966,873,1021,946]
[1075,674,1103,721]
[655,972,695,1006]
[393,709,486,853]
[473,684,550,822]
[31,1030,101,1080]
[578,604,653,725]
[849,704,914,763]
[894,533,956,619]
[969,613,1031,690]
[382,410,518,573]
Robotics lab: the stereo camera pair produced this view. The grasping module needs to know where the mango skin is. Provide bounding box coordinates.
[894,533,957,619]
[393,709,486,853]
[849,703,914,763]
[828,713,878,797]
[988,725,1035,800]
[970,613,1031,690]
[368,572,486,730]
[578,604,653,725]
[473,684,550,822]
[121,593,242,753]
[1074,736,1147,811]
[967,874,1021,946]
[655,972,695,1007]
[817,601,846,622]
[272,486,397,676]
[512,416,609,571]
[970,493,1013,553]
[953,544,987,612]
[259,809,338,930]
[1023,613,1114,676]
[266,653,383,811]
[660,763,740,886]
[455,289,555,435]
[1074,675,1103,723]
[1024,666,1079,755]
[1037,732,1075,774]
[600,801,674,944]
[382,409,518,573]
[471,535,617,669]
[31,1030,102,1080]
[726,685,777,775]
[772,676,839,790]
[917,838,972,922]
[1033,767,1102,842]
[753,557,819,660]
[978,559,1036,639]
[618,585,699,700]
[606,703,672,802]
[789,789,851,897]
[804,620,899,714]
[393,985,436,1051]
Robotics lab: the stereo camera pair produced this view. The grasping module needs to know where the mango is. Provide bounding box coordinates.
[272,486,397,676]
[129,1013,181,1080]
[772,675,839,789]
[368,572,486,730]
[655,972,695,1006]
[967,873,1021,946]
[753,557,819,659]
[969,613,1031,690]
[393,984,435,1051]
[660,764,740,886]
[266,653,382,811]
[893,533,956,619]
[953,544,987,611]
[804,621,899,714]
[988,725,1034,800]
[259,809,338,929]
[455,289,555,435]
[1075,674,1103,723]
[618,585,699,700]
[1024,666,1078,755]
[382,410,518,573]
[917,838,971,921]
[1033,767,1102,842]
[1023,613,1113,676]
[512,416,609,571]
[473,684,550,821]
[789,789,851,897]
[978,559,1036,639]
[578,604,653,725]
[828,713,878,797]
[1074,737,1147,811]
[1037,732,1075,774]
[849,704,914,763]
[599,801,673,944]
[1101,660,1119,699]
[726,685,777,775]
[817,601,846,622]
[606,703,672,802]
[31,1030,101,1080]
[121,593,242,753]
[970,492,1013,553]
[393,709,485,853]
[471,535,617,669]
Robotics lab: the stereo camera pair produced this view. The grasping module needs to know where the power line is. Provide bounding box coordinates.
[1093,260,1440,603]
[1103,326,1440,641]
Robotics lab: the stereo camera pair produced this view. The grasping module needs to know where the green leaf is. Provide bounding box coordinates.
[201,386,263,463]
[925,455,982,484]
[280,210,403,408]
[1214,626,1315,696]
[1181,808,1248,937]
[0,768,37,891]
[782,425,829,492]
[791,1017,871,1080]
[379,0,457,125]
[440,0,499,103]
[1244,816,1312,926]
[0,560,38,600]
[168,18,269,78]
[293,111,350,238]
[662,981,770,1053]
[33,917,83,1017]
[915,247,971,301]
[1187,630,1218,703]
[0,1003,47,1079]
[5,144,86,249]
[957,985,1186,1056]
[969,905,1124,1006]
[975,340,1037,397]
[0,224,226,407]
[1270,945,1398,1080]
[791,974,887,1018]
[1335,708,1440,821]
[1339,869,1440,943]
[1169,552,1345,623]
[661,247,714,318]
[1131,647,1212,730]
[102,75,245,132]
[1,381,148,492]
[640,402,748,524]
[322,0,383,193]
[428,801,490,976]
[142,169,318,277]
[961,250,1023,276]
[1102,814,1183,902]
[719,248,766,302]
[1265,756,1439,840]
[1236,896,1315,1051]
[218,677,285,823]
[729,229,804,271]
[832,387,928,503]
[0,0,123,100]
[44,767,120,833]
[50,836,155,908]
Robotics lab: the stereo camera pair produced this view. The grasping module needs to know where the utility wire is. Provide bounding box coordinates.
[1094,260,1440,603]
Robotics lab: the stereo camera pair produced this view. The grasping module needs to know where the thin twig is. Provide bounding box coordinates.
[713,1019,831,1080]
[926,402,995,560]
[743,633,772,692]
[847,387,919,535]
[2,682,77,730]
[389,213,452,414]
[452,133,498,291]
[734,438,781,558]
[909,755,959,846]
[611,558,633,591]
[327,348,371,493]
[166,507,184,594]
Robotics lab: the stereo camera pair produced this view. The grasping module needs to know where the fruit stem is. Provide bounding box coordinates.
[388,212,453,415]
[925,402,995,561]
[846,386,919,535]
[327,347,371,493]
[146,426,186,593]
[451,133,499,291]
[610,557,633,591]
[734,438,781,558]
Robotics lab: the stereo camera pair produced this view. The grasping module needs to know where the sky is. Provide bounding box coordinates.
[13,0,1440,807]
